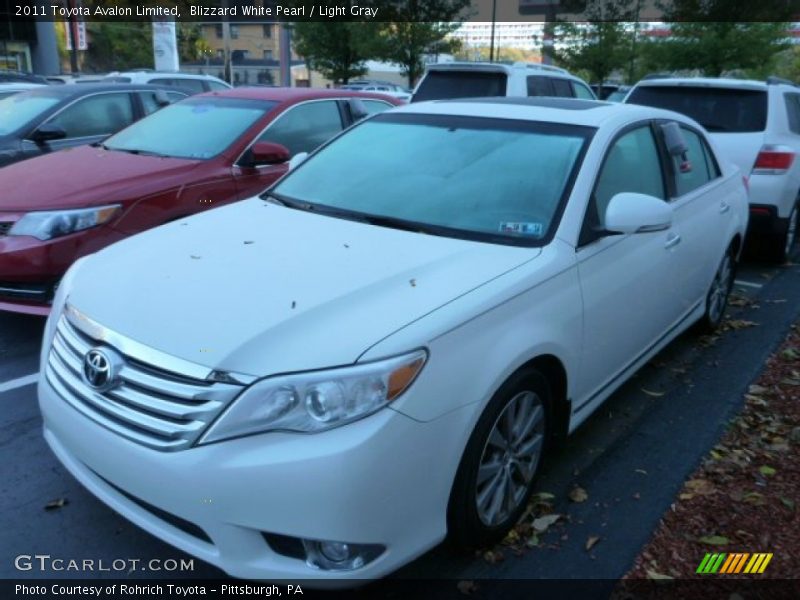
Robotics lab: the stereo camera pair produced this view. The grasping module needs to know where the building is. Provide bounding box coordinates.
[1,1,59,74]
[185,22,307,86]
[450,22,545,51]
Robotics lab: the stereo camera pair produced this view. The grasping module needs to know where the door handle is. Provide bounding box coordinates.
[664,233,682,249]
[720,202,731,214]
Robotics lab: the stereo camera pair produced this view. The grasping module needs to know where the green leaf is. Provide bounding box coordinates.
[698,535,730,545]
[759,465,777,477]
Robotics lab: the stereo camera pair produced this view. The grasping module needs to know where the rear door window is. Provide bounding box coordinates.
[412,71,507,102]
[627,86,767,133]
[46,93,134,138]
[551,78,574,98]
[257,100,344,155]
[527,76,553,97]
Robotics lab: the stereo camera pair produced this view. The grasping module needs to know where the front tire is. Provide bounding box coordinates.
[448,368,550,549]
[698,247,736,332]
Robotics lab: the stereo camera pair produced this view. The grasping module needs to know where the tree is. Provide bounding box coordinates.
[373,0,472,87]
[85,22,153,72]
[646,1,794,77]
[547,1,638,85]
[292,22,379,84]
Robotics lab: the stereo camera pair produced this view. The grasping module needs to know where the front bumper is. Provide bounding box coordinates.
[0,225,125,314]
[39,373,472,582]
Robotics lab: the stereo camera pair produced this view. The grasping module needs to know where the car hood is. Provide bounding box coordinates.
[67,198,540,377]
[0,145,200,211]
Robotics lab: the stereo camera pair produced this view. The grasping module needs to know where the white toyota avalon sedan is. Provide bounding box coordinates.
[38,98,748,582]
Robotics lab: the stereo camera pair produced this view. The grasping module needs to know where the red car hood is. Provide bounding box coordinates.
[0,145,201,211]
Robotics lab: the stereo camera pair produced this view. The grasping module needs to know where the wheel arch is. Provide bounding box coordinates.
[516,353,571,445]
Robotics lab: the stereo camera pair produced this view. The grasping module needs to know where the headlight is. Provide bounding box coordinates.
[9,205,121,241]
[200,349,427,444]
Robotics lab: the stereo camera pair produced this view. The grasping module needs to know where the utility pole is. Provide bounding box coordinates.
[489,0,497,62]
[279,23,291,87]
[222,0,232,84]
[66,0,79,73]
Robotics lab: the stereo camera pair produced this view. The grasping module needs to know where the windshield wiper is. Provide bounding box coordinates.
[262,191,316,211]
[102,146,168,157]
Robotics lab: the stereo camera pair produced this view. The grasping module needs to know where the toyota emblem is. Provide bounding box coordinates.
[82,348,121,391]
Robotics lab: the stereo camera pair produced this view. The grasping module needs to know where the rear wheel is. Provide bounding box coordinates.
[698,247,736,332]
[765,203,798,263]
[448,368,550,549]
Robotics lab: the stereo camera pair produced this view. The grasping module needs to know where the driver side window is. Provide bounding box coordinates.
[583,125,665,243]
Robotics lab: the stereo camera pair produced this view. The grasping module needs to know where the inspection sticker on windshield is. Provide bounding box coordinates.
[499,222,543,236]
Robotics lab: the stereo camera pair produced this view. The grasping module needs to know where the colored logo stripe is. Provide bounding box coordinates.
[697,552,773,574]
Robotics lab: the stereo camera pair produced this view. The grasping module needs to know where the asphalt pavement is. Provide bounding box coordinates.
[1,251,798,585]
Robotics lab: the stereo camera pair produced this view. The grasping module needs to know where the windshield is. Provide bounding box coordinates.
[0,92,62,135]
[271,113,593,246]
[627,86,767,132]
[104,97,276,159]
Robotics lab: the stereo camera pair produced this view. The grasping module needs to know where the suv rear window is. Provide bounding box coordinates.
[412,71,507,102]
[627,86,767,133]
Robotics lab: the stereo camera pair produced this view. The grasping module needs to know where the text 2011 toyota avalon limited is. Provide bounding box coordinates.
[39,98,748,582]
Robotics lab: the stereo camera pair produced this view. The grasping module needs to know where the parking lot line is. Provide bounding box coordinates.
[0,373,39,394]
[734,279,764,289]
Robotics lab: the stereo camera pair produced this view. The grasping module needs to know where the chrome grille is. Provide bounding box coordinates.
[0,222,11,236]
[46,314,244,451]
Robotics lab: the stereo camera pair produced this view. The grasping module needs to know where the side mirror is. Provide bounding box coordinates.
[29,123,67,144]
[246,141,290,167]
[288,152,309,171]
[661,122,688,157]
[154,90,172,107]
[605,192,672,234]
[347,98,369,121]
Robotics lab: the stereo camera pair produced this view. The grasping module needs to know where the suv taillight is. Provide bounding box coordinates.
[753,146,795,172]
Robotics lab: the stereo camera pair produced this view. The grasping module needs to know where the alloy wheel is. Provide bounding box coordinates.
[475,390,545,527]
[708,253,733,325]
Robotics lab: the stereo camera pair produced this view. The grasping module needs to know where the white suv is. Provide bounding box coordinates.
[626,77,800,261]
[103,71,231,95]
[412,61,596,103]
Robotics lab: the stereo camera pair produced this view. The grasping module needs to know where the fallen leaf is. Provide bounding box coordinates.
[635,469,648,475]
[685,479,715,495]
[748,384,769,395]
[482,550,504,564]
[780,497,795,510]
[456,580,477,595]
[646,569,674,580]
[759,465,776,477]
[526,534,540,548]
[409,278,417,287]
[190,255,201,259]
[697,535,729,545]
[45,498,68,511]
[742,492,766,506]
[569,486,589,503]
[641,388,666,398]
[291,301,296,309]
[781,348,799,360]
[727,319,758,330]
[585,535,600,551]
[532,513,561,533]
[243,240,254,245]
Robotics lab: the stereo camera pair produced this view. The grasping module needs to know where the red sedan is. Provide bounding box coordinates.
[0,87,401,315]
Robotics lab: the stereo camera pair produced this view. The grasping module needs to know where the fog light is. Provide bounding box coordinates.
[320,541,351,563]
[302,539,384,572]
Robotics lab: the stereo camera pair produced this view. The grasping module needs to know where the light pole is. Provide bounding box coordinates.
[489,0,497,62]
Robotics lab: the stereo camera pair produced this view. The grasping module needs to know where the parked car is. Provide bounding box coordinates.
[412,61,596,102]
[626,76,800,261]
[0,82,45,100]
[0,88,400,314]
[0,84,188,169]
[38,98,747,582]
[341,81,411,101]
[103,70,231,94]
[0,70,48,85]
[46,74,108,85]
[605,85,632,103]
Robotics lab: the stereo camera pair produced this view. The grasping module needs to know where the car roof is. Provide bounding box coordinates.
[394,97,687,129]
[426,61,575,78]
[634,77,769,91]
[17,83,187,98]
[193,86,403,104]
